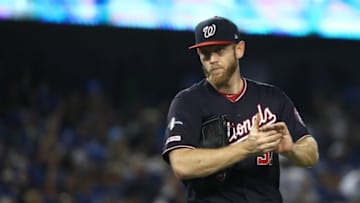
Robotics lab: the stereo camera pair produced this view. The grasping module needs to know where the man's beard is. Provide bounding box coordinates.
[203,56,237,88]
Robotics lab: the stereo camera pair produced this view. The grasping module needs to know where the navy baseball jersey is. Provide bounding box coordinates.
[162,78,310,203]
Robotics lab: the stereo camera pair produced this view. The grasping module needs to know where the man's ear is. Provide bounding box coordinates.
[236,40,245,59]
[197,48,201,56]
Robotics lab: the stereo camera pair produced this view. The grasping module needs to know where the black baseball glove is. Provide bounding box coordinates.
[200,114,229,148]
[190,114,230,193]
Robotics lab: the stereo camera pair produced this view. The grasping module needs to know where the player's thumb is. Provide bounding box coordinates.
[251,112,261,132]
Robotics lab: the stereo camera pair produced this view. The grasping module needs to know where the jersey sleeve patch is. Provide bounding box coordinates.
[168,117,184,131]
[165,135,182,145]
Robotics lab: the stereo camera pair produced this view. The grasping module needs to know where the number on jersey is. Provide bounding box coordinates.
[257,152,273,166]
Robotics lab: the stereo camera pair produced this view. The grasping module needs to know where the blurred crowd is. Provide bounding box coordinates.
[0,66,359,203]
[0,68,185,203]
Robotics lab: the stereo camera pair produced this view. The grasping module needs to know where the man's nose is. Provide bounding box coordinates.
[209,53,219,63]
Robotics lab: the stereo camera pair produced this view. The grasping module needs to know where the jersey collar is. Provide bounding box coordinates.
[205,77,247,103]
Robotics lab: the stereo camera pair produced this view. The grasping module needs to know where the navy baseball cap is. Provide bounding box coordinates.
[189,16,241,49]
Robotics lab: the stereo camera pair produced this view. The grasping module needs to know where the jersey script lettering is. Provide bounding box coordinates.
[227,104,277,143]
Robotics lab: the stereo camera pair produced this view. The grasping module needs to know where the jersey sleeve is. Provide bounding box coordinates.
[161,93,202,163]
[276,89,310,141]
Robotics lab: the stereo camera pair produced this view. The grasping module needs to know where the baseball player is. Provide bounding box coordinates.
[161,16,319,203]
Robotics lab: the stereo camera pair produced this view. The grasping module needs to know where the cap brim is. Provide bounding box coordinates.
[188,41,234,49]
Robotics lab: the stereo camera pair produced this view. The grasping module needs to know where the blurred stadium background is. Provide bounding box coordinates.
[0,0,360,203]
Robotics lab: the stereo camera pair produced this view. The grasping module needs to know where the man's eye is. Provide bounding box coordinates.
[203,53,211,60]
[201,51,211,57]
[216,48,225,54]
[203,51,211,56]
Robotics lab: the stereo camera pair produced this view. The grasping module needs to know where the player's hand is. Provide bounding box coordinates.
[245,113,283,155]
[260,122,293,154]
